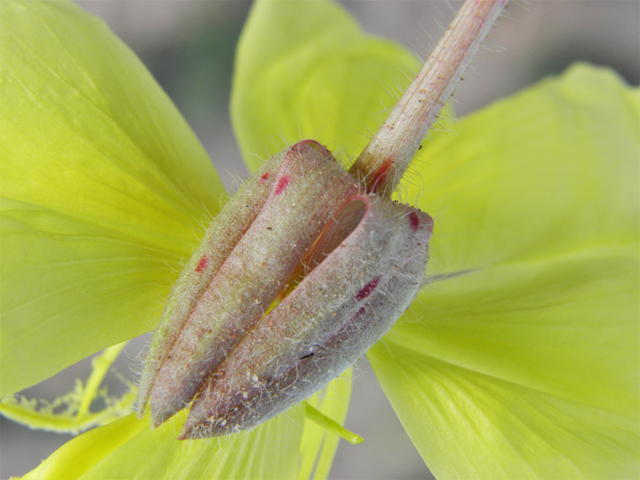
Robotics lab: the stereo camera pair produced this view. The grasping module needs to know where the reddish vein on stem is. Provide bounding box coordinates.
[349,0,509,197]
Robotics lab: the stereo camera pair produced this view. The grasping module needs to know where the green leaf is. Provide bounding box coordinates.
[231,0,419,172]
[0,0,225,396]
[369,64,640,477]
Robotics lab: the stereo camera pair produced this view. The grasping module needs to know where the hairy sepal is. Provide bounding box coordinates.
[139,140,433,437]
[139,140,358,425]
[181,196,432,438]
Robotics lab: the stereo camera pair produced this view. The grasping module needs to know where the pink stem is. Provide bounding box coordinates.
[350,0,509,196]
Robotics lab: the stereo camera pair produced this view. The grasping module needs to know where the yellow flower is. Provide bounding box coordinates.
[1,0,638,478]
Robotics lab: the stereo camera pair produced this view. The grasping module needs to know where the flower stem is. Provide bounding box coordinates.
[349,0,509,197]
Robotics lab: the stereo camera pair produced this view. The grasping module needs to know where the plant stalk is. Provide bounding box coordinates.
[349,0,509,196]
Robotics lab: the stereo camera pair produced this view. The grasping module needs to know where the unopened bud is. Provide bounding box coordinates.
[138,140,433,438]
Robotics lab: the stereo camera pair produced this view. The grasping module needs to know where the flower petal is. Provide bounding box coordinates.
[22,377,352,480]
[370,348,638,479]
[0,0,224,395]
[413,64,638,277]
[369,64,639,476]
[23,412,301,480]
[231,0,418,172]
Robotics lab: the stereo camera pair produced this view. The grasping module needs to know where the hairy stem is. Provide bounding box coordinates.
[349,0,509,196]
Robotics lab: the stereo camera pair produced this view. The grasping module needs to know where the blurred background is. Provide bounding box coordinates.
[2,1,638,479]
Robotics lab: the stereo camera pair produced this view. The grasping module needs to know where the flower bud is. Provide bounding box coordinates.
[138,140,433,438]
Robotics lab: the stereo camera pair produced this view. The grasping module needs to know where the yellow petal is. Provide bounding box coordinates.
[371,348,638,479]
[1,0,225,395]
[231,0,418,172]
[412,64,638,277]
[22,376,352,480]
[369,64,639,477]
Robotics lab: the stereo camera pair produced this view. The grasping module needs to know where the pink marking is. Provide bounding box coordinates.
[368,158,393,193]
[294,139,329,157]
[355,277,380,301]
[274,175,290,195]
[260,172,270,183]
[408,211,420,232]
[196,255,209,272]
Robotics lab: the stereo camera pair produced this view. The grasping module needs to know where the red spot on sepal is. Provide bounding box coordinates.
[355,277,380,301]
[408,211,420,232]
[274,175,290,195]
[195,255,209,272]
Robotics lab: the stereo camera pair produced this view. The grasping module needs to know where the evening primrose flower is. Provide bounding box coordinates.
[1,0,638,479]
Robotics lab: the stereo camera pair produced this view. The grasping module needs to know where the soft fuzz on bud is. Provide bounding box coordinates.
[138,140,433,438]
